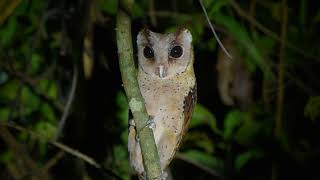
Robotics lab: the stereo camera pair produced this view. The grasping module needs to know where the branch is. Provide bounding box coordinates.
[116,0,162,179]
[0,0,21,25]
[275,0,288,138]
[0,122,123,180]
[54,65,78,140]
[199,0,232,59]
[0,126,44,180]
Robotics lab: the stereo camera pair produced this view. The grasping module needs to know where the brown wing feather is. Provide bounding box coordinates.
[175,83,197,150]
[167,83,197,165]
[182,83,197,138]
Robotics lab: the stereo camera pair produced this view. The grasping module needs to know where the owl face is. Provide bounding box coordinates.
[137,28,193,79]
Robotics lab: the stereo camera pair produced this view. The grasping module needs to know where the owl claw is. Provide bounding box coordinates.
[146,116,156,130]
[129,119,136,127]
[151,171,167,180]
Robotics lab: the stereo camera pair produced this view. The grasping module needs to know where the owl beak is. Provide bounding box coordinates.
[158,65,166,78]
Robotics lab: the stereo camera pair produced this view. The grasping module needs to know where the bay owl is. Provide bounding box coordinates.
[128,28,197,178]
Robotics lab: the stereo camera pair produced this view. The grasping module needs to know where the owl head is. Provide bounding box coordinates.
[137,28,193,79]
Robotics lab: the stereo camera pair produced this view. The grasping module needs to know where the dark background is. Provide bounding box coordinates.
[0,0,320,179]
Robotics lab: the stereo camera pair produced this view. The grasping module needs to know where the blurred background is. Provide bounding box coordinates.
[0,0,320,179]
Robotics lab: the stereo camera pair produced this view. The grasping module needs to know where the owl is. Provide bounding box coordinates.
[128,28,197,178]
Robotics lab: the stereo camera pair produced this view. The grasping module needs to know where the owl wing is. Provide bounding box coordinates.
[181,83,197,138]
[174,83,197,150]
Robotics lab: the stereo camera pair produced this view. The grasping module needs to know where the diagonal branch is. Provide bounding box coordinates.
[0,122,123,180]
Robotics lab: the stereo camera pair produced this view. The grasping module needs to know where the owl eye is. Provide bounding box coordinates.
[143,46,154,59]
[169,45,183,58]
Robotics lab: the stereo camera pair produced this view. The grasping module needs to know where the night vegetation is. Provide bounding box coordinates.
[0,0,319,179]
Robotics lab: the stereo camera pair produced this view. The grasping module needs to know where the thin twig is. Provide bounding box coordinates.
[36,151,65,178]
[199,0,233,59]
[0,0,21,25]
[275,0,288,138]
[0,126,42,180]
[0,122,123,180]
[54,65,78,140]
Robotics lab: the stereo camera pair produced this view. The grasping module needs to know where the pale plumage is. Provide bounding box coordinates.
[128,28,197,178]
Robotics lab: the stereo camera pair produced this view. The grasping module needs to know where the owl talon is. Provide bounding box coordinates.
[129,119,136,127]
[146,116,156,130]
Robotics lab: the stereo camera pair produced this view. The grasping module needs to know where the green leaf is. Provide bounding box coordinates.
[0,108,10,121]
[0,150,14,164]
[110,145,131,180]
[235,119,260,145]
[40,103,56,123]
[223,110,243,140]
[116,91,129,143]
[116,91,128,126]
[30,53,42,74]
[99,0,118,15]
[0,18,17,47]
[0,80,19,102]
[235,150,263,172]
[208,0,229,17]
[190,104,221,135]
[213,13,275,80]
[34,121,57,139]
[34,121,57,155]
[180,150,224,172]
[185,132,214,153]
[47,81,58,99]
[21,87,40,115]
[304,96,320,122]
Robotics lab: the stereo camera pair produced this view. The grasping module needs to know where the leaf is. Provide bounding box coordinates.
[304,96,320,122]
[0,150,14,164]
[235,119,260,145]
[223,110,243,140]
[34,121,57,155]
[185,132,214,153]
[21,86,40,115]
[116,91,129,143]
[208,0,228,17]
[0,108,10,121]
[213,13,275,80]
[30,53,42,74]
[235,150,263,172]
[110,145,131,180]
[99,0,118,15]
[0,18,17,47]
[40,103,56,123]
[190,104,221,135]
[0,80,19,102]
[180,150,224,172]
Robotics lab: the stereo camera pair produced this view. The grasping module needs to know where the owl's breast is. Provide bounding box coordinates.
[138,71,195,134]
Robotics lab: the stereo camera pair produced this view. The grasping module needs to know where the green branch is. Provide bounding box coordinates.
[116,1,162,180]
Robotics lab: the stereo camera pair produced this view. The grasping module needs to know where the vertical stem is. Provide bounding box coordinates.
[116,1,162,179]
[273,1,288,180]
[275,0,288,138]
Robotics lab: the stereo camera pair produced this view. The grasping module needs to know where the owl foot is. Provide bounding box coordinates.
[137,116,156,133]
[146,116,156,130]
[151,171,168,180]
[129,119,135,127]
